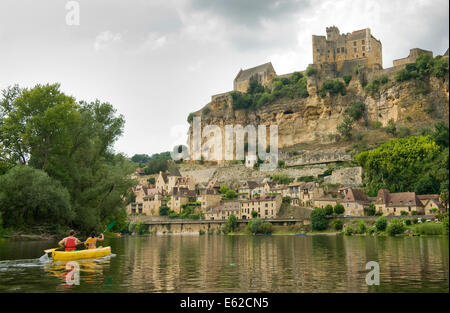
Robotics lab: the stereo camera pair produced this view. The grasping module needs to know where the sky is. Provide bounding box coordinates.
[0,0,448,157]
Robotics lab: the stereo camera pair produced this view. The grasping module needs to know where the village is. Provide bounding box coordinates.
[127,167,446,222]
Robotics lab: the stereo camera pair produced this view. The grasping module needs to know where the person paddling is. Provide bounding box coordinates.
[84,231,104,250]
[58,230,82,251]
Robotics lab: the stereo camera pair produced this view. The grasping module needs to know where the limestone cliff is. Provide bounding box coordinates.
[189,73,449,158]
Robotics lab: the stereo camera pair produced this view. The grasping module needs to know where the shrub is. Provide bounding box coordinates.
[159,206,170,216]
[344,226,354,236]
[384,119,396,135]
[324,205,334,216]
[400,211,409,216]
[187,113,194,123]
[297,176,315,182]
[387,219,406,236]
[334,203,345,215]
[443,217,449,236]
[247,218,273,234]
[333,219,343,231]
[343,75,352,85]
[199,230,205,235]
[282,196,291,204]
[337,117,353,139]
[225,214,238,233]
[365,203,376,216]
[375,216,387,231]
[347,102,365,121]
[251,210,258,218]
[357,221,367,234]
[433,56,449,77]
[398,127,411,138]
[310,208,329,231]
[306,65,318,77]
[128,221,136,234]
[260,222,273,234]
[404,219,412,226]
[415,222,443,235]
[203,107,211,115]
[271,173,294,185]
[373,121,382,129]
[135,221,148,235]
[411,211,418,216]
[319,79,346,97]
[367,227,376,235]
[412,218,419,224]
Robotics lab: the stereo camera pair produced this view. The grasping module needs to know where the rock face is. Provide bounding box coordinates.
[189,74,449,153]
[285,148,352,167]
[324,167,363,187]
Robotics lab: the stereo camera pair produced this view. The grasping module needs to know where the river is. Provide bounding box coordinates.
[0,235,448,293]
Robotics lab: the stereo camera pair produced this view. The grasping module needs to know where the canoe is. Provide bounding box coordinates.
[52,247,111,261]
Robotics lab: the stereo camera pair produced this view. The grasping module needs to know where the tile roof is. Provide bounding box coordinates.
[234,62,275,82]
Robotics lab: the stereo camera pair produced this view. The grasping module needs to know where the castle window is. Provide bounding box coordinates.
[354,48,357,52]
[353,41,356,46]
[363,53,365,56]
[362,40,365,44]
[337,48,340,53]
[362,46,365,51]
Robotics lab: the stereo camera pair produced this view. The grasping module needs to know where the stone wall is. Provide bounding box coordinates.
[285,148,352,167]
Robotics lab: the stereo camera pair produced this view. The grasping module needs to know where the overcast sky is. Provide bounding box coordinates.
[0,0,448,157]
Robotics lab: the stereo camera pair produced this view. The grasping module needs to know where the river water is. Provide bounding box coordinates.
[0,235,448,293]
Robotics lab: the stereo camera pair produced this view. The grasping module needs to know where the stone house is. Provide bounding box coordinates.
[155,168,195,192]
[197,188,223,212]
[234,62,277,93]
[341,188,370,216]
[205,201,241,220]
[238,181,260,200]
[239,195,282,220]
[313,197,340,209]
[375,189,424,216]
[417,194,445,215]
[286,182,324,207]
[127,185,166,216]
[168,187,197,214]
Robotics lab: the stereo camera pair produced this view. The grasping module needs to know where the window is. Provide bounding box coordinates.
[362,40,365,44]
[363,53,365,56]
[353,41,357,46]
[337,48,340,53]
[354,48,357,52]
[265,210,268,215]
[362,46,365,51]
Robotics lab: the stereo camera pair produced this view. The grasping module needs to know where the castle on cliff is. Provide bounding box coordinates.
[229,26,436,95]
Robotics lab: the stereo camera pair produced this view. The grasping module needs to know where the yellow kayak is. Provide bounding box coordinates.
[52,247,111,261]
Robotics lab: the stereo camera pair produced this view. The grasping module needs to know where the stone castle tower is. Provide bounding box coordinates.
[312,26,383,73]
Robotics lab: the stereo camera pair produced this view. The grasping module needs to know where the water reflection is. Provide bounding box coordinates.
[0,235,448,293]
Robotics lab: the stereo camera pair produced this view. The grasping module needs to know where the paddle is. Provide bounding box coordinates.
[102,221,116,234]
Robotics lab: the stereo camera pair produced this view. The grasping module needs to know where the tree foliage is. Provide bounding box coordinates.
[356,135,442,196]
[0,84,136,233]
[310,208,329,231]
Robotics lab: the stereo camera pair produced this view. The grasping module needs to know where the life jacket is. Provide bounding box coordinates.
[65,237,77,251]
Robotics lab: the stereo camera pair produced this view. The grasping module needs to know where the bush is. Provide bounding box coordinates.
[384,119,396,135]
[305,65,318,77]
[375,216,387,231]
[412,218,419,224]
[333,219,343,231]
[337,117,353,139]
[344,226,354,236]
[128,222,136,234]
[404,219,412,226]
[318,79,346,97]
[225,214,238,233]
[365,203,376,216]
[334,203,345,215]
[343,75,352,86]
[415,222,443,235]
[387,219,406,236]
[367,227,376,235]
[199,229,205,235]
[247,218,273,234]
[443,217,449,236]
[324,205,334,216]
[373,121,382,129]
[357,221,367,234]
[187,112,194,123]
[159,206,170,216]
[271,173,294,185]
[310,208,329,231]
[347,102,365,121]
[202,107,211,115]
[135,221,148,235]
[282,196,291,204]
[400,211,409,216]
[398,127,411,138]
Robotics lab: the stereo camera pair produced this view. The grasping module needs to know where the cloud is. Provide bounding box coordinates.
[93,30,123,51]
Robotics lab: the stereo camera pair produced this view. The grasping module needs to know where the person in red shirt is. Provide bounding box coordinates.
[58,230,82,251]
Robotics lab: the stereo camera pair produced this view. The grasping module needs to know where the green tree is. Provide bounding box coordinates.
[310,208,329,231]
[147,177,156,185]
[337,117,353,139]
[251,210,258,218]
[333,219,343,231]
[334,203,345,215]
[159,206,170,216]
[357,221,367,234]
[375,216,387,231]
[324,204,333,216]
[226,214,238,233]
[0,165,74,228]
[356,136,441,196]
[365,203,376,216]
[387,219,405,236]
[347,102,365,121]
